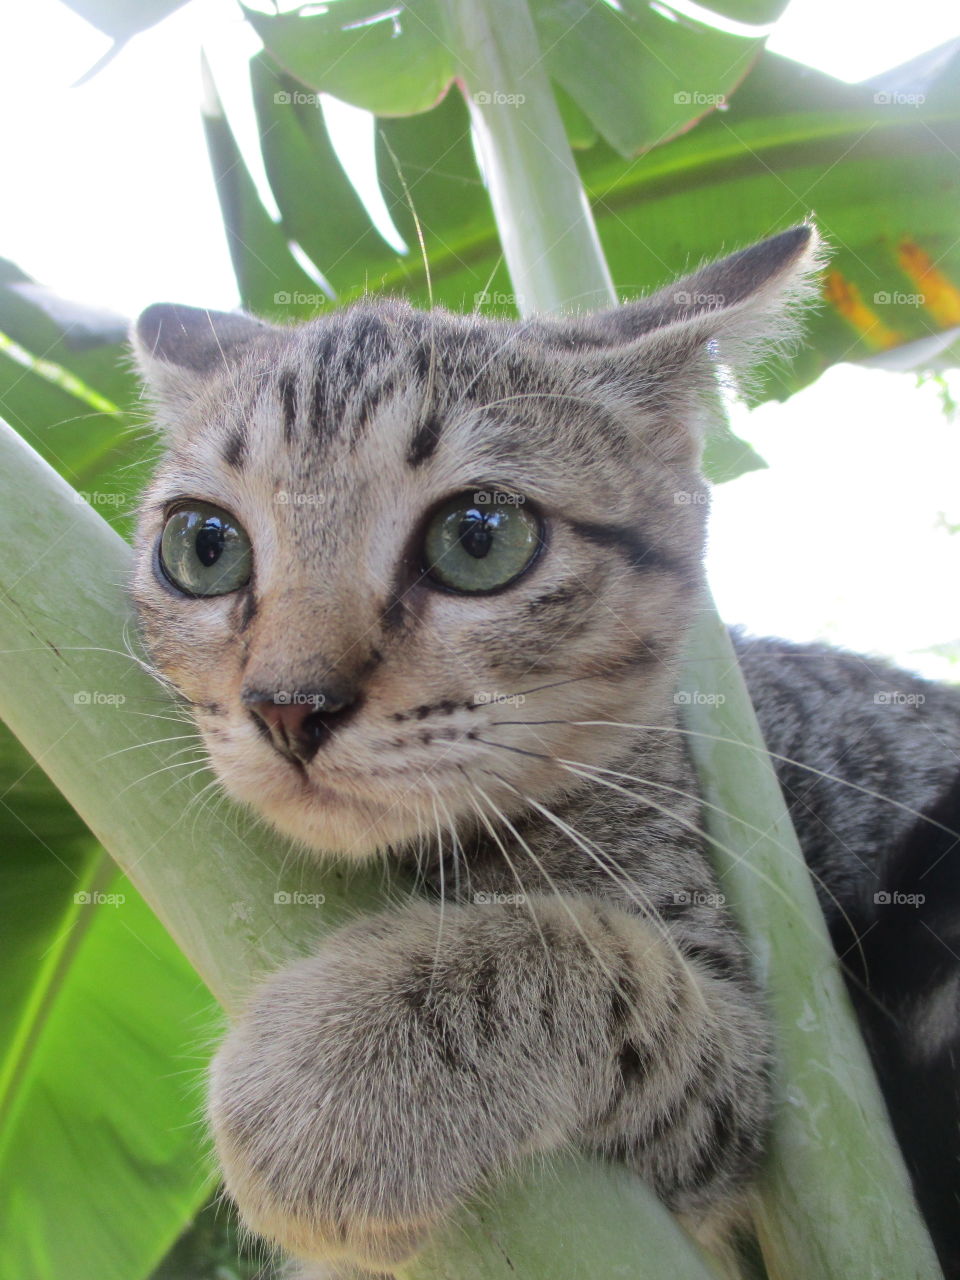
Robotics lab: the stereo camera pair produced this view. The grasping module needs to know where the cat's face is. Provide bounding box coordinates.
[132,227,818,858]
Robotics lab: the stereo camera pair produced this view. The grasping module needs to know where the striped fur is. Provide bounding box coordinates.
[129,227,958,1278]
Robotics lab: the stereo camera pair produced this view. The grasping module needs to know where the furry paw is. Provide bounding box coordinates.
[208,903,581,1268]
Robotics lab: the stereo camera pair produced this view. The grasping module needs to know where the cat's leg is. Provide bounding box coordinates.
[209,895,769,1270]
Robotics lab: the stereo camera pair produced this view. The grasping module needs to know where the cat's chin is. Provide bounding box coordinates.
[218,765,440,859]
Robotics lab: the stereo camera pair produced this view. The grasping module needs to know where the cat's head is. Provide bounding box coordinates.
[131,225,821,858]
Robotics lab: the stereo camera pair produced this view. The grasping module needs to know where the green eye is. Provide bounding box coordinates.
[423,491,542,593]
[159,502,252,597]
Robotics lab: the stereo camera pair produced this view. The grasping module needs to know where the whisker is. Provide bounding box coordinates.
[572,719,960,839]
[484,771,711,1015]
[466,778,558,976]
[489,716,960,841]
[564,757,872,990]
[558,761,827,951]
[98,732,202,762]
[469,778,630,1000]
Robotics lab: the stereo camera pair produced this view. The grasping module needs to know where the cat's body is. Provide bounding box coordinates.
[130,226,959,1278]
[740,633,960,1275]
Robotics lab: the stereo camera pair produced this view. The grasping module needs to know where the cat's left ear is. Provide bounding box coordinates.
[131,303,273,413]
[552,223,825,460]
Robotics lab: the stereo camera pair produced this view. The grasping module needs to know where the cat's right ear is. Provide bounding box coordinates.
[131,303,271,416]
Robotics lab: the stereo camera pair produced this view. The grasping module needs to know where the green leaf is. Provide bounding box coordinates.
[202,57,322,320]
[0,731,216,1280]
[250,53,398,298]
[243,1,454,117]
[0,262,149,536]
[244,0,767,154]
[231,46,960,424]
[534,0,764,156]
[0,269,215,1279]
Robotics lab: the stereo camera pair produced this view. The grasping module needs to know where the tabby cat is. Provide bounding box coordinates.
[131,225,960,1279]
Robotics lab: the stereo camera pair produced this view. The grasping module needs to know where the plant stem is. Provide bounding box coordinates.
[443,0,615,315]
[681,604,943,1278]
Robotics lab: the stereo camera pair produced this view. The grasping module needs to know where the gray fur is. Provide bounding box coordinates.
[129,228,844,1272]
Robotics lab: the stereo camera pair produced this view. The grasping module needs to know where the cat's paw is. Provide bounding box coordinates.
[209,904,563,1268]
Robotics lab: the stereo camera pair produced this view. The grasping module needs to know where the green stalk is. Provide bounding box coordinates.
[442,1,942,1277]
[681,605,942,1278]
[443,0,615,315]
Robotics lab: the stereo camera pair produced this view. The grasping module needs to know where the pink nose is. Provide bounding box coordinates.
[244,686,358,764]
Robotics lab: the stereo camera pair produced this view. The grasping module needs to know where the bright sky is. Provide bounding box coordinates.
[1,0,959,678]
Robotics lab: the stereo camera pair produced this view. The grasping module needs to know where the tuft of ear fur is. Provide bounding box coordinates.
[544,224,826,464]
[597,223,823,355]
[131,303,273,416]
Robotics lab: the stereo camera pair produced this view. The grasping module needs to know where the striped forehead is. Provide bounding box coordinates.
[201,305,564,481]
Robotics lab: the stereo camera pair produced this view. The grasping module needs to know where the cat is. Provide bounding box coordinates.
[130,224,960,1279]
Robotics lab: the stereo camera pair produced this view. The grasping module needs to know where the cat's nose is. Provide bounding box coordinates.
[243,685,359,765]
